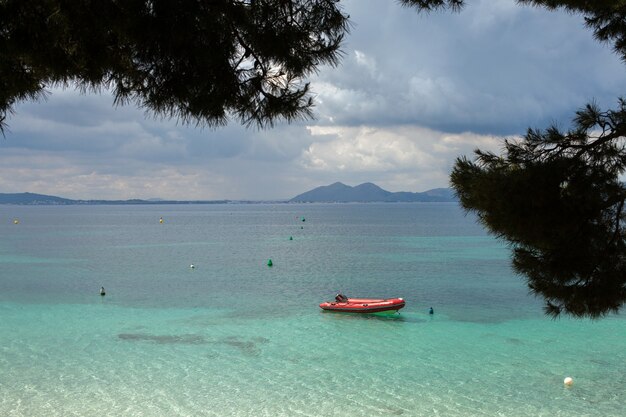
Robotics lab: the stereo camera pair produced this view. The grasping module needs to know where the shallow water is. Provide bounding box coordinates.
[1,203,624,416]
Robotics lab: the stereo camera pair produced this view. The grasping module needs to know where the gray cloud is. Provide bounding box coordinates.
[313,0,626,134]
[2,0,625,200]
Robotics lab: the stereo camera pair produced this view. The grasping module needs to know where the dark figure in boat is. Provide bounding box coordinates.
[321,294,405,313]
[335,293,348,303]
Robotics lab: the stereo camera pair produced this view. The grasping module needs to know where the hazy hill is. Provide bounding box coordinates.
[0,192,75,205]
[290,182,456,202]
[1,185,457,205]
[0,193,231,205]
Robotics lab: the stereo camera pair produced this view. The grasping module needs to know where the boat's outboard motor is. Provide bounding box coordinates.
[335,293,348,302]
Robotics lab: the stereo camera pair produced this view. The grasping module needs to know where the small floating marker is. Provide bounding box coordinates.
[301,217,306,222]
[429,307,434,315]
[564,377,573,387]
[289,236,293,241]
[100,286,106,296]
[300,226,304,229]
[159,217,163,224]
[13,219,19,224]
[190,264,195,269]
[267,259,273,267]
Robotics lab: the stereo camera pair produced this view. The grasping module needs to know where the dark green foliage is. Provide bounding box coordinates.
[402,0,626,318]
[399,0,464,12]
[0,0,349,132]
[451,101,626,318]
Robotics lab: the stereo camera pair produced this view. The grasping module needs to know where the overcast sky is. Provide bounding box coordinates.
[3,0,626,200]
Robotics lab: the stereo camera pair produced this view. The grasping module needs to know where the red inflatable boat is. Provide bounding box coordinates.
[319,294,405,314]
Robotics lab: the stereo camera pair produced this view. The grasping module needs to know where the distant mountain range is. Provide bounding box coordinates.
[0,184,456,205]
[0,192,76,205]
[290,182,456,202]
[0,192,230,205]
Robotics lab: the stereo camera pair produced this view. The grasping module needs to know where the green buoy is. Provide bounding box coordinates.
[289,236,293,241]
[267,259,273,267]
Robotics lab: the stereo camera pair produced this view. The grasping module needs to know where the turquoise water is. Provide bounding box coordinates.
[1,203,624,416]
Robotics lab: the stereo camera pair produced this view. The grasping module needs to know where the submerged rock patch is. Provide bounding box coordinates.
[220,336,269,356]
[118,333,206,345]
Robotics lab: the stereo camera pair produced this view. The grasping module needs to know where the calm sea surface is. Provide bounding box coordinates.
[0,203,624,416]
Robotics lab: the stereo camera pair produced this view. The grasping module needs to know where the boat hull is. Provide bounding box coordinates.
[319,297,405,314]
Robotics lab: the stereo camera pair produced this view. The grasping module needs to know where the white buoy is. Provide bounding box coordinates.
[190,264,195,269]
[564,377,573,387]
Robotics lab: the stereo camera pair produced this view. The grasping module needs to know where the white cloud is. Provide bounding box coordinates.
[0,148,234,200]
[354,50,379,79]
[301,124,503,191]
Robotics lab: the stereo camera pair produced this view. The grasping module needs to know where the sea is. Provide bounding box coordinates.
[0,203,624,417]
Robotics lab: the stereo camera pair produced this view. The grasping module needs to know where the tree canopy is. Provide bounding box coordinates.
[439,0,626,318]
[451,100,626,318]
[0,0,349,133]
